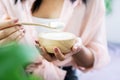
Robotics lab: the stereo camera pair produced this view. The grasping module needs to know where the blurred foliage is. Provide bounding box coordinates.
[0,42,43,80]
[28,74,43,80]
[105,0,112,14]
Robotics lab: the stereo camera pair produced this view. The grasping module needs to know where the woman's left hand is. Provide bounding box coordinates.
[36,38,82,62]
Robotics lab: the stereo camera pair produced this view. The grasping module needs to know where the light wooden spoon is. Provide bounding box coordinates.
[17,22,63,29]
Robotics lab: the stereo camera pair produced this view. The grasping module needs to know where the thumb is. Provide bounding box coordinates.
[0,18,18,29]
[2,14,18,21]
[72,38,82,52]
[2,14,11,20]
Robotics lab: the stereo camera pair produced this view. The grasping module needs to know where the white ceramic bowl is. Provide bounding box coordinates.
[39,32,76,54]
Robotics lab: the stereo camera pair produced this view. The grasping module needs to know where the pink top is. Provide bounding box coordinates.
[0,0,110,80]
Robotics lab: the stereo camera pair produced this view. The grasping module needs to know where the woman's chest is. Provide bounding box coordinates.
[32,0,64,19]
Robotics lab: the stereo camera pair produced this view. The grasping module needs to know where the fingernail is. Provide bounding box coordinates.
[13,19,18,23]
[23,30,25,33]
[54,48,58,53]
[35,40,39,44]
[19,30,25,36]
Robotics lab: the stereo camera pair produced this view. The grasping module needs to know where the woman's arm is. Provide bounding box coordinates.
[64,0,110,71]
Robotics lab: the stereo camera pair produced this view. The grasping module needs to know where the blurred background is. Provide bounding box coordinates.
[106,0,120,43]
[78,0,120,80]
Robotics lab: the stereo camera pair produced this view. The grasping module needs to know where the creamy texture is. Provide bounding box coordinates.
[39,32,76,40]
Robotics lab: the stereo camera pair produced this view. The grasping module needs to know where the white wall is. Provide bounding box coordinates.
[106,0,120,43]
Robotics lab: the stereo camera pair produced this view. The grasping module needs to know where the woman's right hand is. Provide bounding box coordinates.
[0,18,25,46]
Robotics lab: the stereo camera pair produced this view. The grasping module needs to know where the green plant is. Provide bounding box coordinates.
[105,0,112,14]
[0,43,43,80]
[28,74,43,80]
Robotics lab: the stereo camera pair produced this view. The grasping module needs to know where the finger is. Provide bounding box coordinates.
[26,64,37,74]
[0,26,22,40]
[1,14,10,20]
[15,32,24,41]
[53,48,65,61]
[26,63,41,69]
[31,57,43,66]
[40,47,54,62]
[72,44,81,52]
[0,29,24,46]
[26,69,34,74]
[26,62,43,74]
[26,64,37,69]
[4,15,11,20]
[0,19,19,30]
[11,29,25,41]
[72,38,82,52]
[35,40,41,47]
[26,60,42,70]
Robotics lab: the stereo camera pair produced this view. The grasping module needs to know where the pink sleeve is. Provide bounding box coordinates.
[59,0,110,71]
[33,58,66,80]
[78,0,110,71]
[79,18,110,71]
[78,0,110,69]
[0,1,6,18]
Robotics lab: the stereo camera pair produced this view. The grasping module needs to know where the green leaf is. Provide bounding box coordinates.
[28,74,43,80]
[105,0,112,14]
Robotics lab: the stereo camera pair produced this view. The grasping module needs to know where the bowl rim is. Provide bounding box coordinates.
[39,32,76,40]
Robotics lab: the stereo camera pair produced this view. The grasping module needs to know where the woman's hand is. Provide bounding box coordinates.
[0,18,25,46]
[36,38,82,62]
[26,57,43,74]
